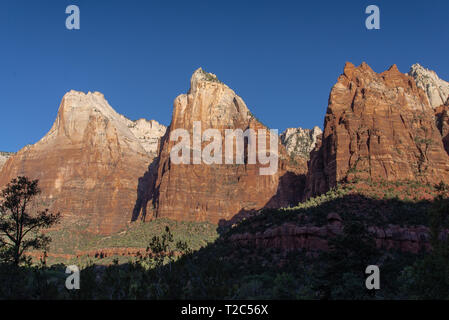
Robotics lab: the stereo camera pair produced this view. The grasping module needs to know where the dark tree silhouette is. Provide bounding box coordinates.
[0,176,60,266]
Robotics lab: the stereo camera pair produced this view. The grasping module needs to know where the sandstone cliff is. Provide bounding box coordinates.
[0,152,13,171]
[409,63,449,155]
[128,119,167,157]
[229,214,433,254]
[0,91,166,234]
[409,63,449,109]
[304,62,449,198]
[435,99,449,155]
[280,126,322,159]
[133,68,307,224]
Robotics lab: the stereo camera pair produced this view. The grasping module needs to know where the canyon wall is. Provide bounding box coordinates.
[409,63,449,109]
[0,152,13,171]
[304,62,449,198]
[133,68,308,224]
[0,91,166,234]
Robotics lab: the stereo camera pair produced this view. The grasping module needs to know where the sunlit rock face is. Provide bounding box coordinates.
[280,126,322,159]
[134,68,308,225]
[0,91,166,234]
[304,62,449,198]
[410,63,449,155]
[128,118,166,158]
[409,63,449,109]
[0,152,14,171]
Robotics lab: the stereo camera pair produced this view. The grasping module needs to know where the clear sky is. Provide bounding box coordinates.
[1,0,449,152]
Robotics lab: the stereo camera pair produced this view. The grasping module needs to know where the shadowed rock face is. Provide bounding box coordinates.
[0,91,166,234]
[133,68,307,224]
[435,99,449,155]
[229,215,433,254]
[304,62,449,198]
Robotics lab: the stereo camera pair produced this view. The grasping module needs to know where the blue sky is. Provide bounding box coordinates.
[1,0,449,152]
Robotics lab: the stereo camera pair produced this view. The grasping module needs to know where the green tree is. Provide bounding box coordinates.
[0,176,60,266]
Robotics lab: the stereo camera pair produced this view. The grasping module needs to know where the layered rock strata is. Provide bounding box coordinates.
[304,62,449,198]
[0,91,166,234]
[134,68,308,224]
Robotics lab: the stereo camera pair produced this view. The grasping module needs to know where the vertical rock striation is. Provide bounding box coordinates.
[435,98,449,155]
[409,63,449,109]
[305,62,449,198]
[0,91,166,234]
[0,152,14,171]
[135,68,308,224]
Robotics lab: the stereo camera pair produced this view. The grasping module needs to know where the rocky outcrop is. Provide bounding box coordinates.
[409,63,449,109]
[128,119,166,157]
[0,152,14,171]
[229,213,434,254]
[304,62,449,198]
[280,126,322,159]
[408,63,449,155]
[134,68,307,224]
[435,99,449,155]
[0,91,166,234]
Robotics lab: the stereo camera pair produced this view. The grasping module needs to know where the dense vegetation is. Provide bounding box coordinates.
[44,218,218,265]
[0,178,448,299]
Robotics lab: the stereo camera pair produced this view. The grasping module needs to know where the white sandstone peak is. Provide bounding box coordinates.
[408,63,449,108]
[38,90,167,157]
[173,68,253,127]
[189,68,224,94]
[280,126,322,159]
[0,151,14,171]
[128,118,167,155]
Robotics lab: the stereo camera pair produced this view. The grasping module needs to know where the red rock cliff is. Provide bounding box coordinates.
[305,62,449,198]
[0,91,165,234]
[435,99,449,155]
[134,68,307,224]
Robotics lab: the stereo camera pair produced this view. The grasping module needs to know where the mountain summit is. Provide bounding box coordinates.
[305,62,449,198]
[0,90,166,234]
[133,68,307,224]
[409,63,449,109]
